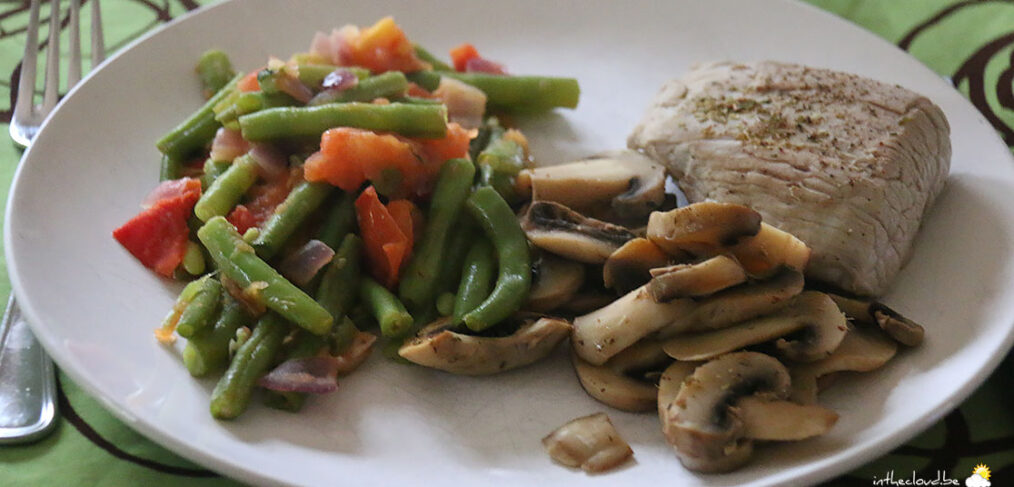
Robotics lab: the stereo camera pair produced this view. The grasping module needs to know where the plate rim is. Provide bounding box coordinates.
[5,0,1014,485]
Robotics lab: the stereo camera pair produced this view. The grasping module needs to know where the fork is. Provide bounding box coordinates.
[0,0,104,444]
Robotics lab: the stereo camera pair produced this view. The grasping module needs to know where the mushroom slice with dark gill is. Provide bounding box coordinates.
[646,201,762,256]
[657,361,838,446]
[662,291,842,361]
[790,325,898,404]
[517,149,667,220]
[603,237,674,294]
[521,201,636,264]
[571,340,671,412]
[647,254,747,302]
[542,412,634,473]
[397,315,571,376]
[527,253,586,312]
[730,222,812,278]
[827,293,925,346]
[771,291,849,362]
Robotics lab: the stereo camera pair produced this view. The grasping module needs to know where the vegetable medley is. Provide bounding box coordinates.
[113,17,579,419]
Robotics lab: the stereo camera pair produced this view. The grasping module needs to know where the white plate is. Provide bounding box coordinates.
[7,0,1014,485]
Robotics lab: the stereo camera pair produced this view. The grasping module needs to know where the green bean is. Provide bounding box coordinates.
[436,292,456,317]
[201,159,231,190]
[264,329,327,412]
[252,181,333,259]
[183,294,252,377]
[315,234,362,332]
[210,312,288,419]
[238,102,447,141]
[215,91,296,127]
[159,154,184,182]
[413,44,453,72]
[328,315,360,356]
[430,225,476,304]
[452,238,496,324]
[176,276,223,338]
[468,117,498,162]
[476,127,527,204]
[360,277,413,338]
[157,278,205,339]
[197,50,235,99]
[194,154,259,222]
[198,216,334,335]
[296,64,370,87]
[315,192,357,251]
[157,73,242,160]
[181,241,206,276]
[461,187,531,331]
[347,305,376,332]
[408,71,580,112]
[398,96,443,105]
[307,71,409,106]
[398,158,476,310]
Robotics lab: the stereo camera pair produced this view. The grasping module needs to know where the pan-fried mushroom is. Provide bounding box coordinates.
[647,254,747,302]
[661,291,835,361]
[730,222,812,278]
[518,150,666,219]
[657,361,837,445]
[659,267,806,337]
[572,340,670,412]
[521,201,636,263]
[646,202,762,256]
[542,413,634,473]
[527,254,586,312]
[398,315,571,375]
[828,293,925,346]
[575,268,805,364]
[556,291,618,316]
[661,352,792,473]
[772,292,848,362]
[603,237,675,294]
[790,325,898,404]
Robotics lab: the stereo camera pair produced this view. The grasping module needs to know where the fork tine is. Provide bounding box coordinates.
[41,0,61,113]
[12,0,42,123]
[68,0,82,87]
[91,0,105,65]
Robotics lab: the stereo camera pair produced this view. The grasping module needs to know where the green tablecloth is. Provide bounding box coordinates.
[0,1,1011,485]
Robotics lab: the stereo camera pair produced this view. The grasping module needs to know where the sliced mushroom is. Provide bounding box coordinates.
[790,325,898,404]
[521,201,636,264]
[556,291,618,316]
[398,315,571,375]
[827,293,925,347]
[646,202,762,256]
[730,222,812,278]
[647,254,747,302]
[658,361,836,443]
[659,267,806,337]
[772,292,849,362]
[572,286,697,365]
[603,237,675,294]
[571,340,670,412]
[661,352,791,473]
[518,150,666,220]
[542,413,634,473]
[527,254,586,312]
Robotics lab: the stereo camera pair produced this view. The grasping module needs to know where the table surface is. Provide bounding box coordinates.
[0,1,1011,485]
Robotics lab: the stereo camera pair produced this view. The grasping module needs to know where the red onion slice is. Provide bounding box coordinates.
[248,143,289,181]
[275,73,314,104]
[322,68,359,91]
[278,240,335,286]
[465,57,507,75]
[209,127,250,163]
[257,356,340,394]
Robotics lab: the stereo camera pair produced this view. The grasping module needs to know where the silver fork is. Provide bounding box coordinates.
[1,0,104,444]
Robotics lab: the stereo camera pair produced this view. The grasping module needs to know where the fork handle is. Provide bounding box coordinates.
[0,296,57,444]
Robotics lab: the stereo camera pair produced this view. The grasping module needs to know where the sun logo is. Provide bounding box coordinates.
[965,464,992,487]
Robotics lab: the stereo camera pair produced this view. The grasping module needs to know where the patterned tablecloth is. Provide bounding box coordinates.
[0,1,1011,485]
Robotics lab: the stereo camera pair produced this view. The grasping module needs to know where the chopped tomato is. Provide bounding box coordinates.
[356,186,412,288]
[243,176,293,227]
[415,122,473,175]
[386,199,423,245]
[406,82,435,98]
[340,17,427,73]
[227,205,258,234]
[450,43,480,72]
[306,128,423,198]
[113,178,202,278]
[237,70,260,92]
